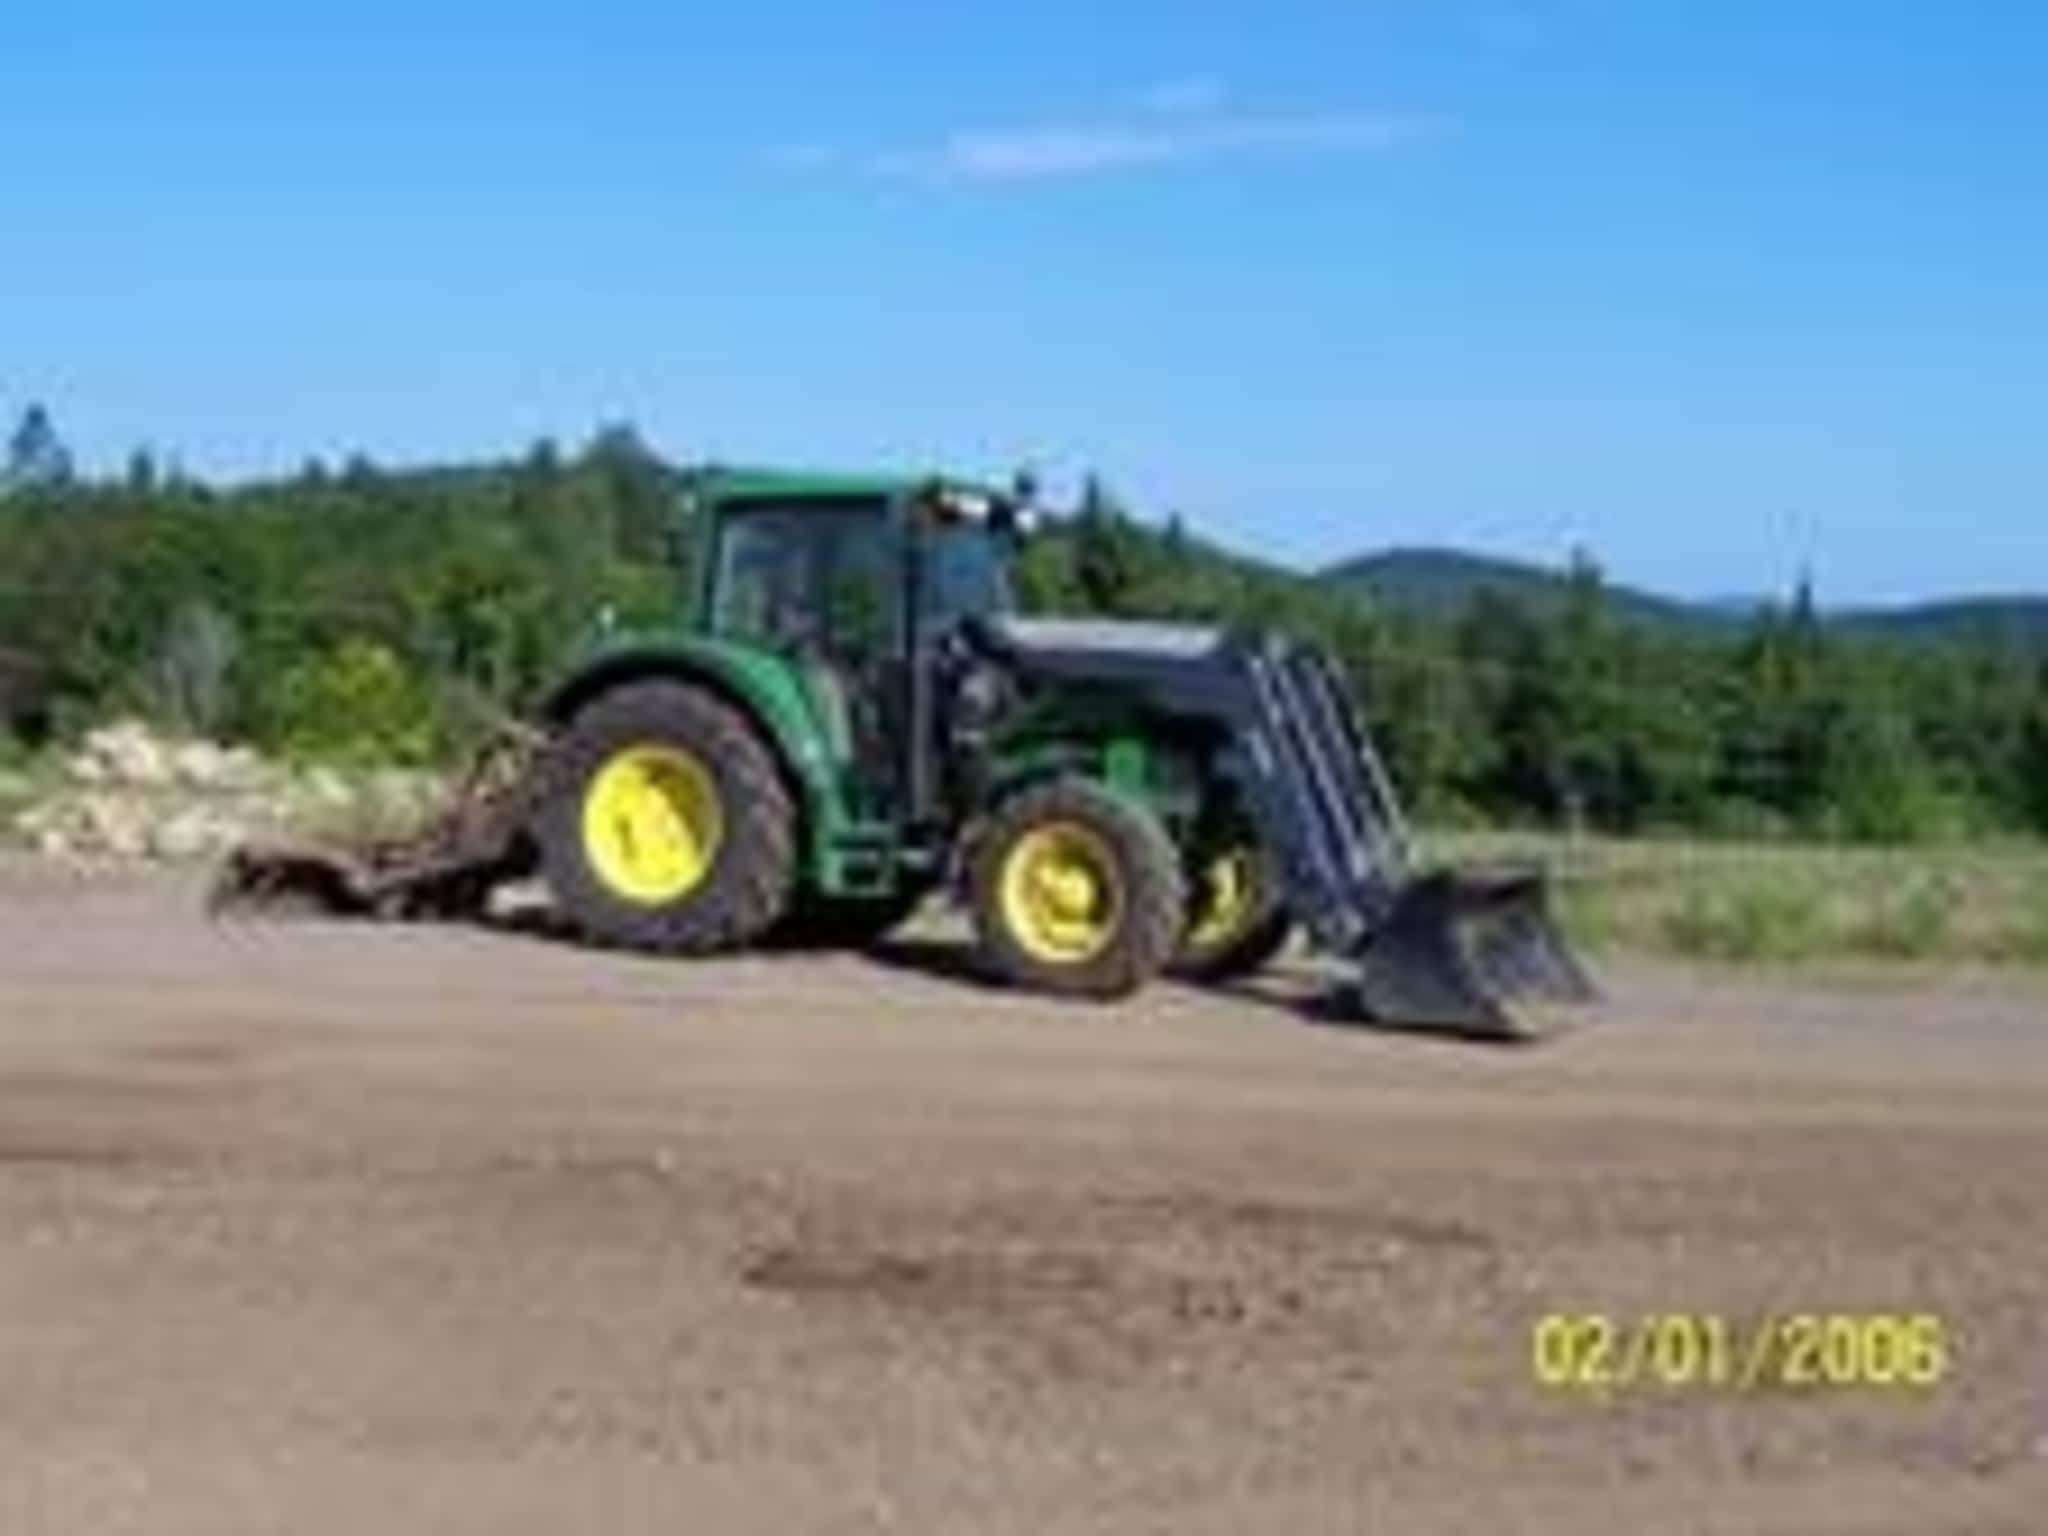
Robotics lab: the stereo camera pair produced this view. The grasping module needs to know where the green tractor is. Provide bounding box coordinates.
[215,467,1592,1038]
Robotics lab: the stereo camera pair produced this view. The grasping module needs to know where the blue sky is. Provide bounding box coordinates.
[2,1,2042,602]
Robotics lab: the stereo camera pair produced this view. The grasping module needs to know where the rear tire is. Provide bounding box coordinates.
[538,680,795,953]
[968,779,1184,1000]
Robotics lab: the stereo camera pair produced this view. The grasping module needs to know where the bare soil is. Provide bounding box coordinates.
[0,855,2043,1534]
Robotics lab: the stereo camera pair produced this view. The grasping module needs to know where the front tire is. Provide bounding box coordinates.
[968,779,1184,1000]
[1172,843,1295,983]
[538,680,795,953]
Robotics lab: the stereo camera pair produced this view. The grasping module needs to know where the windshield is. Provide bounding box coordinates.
[921,524,1014,624]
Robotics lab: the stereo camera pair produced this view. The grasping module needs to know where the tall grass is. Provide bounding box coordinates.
[1435,833,2048,969]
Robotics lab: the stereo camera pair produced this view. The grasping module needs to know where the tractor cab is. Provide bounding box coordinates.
[689,470,1023,814]
[691,470,1022,636]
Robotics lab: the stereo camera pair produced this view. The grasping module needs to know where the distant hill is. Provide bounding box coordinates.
[1839,598,2048,649]
[1316,547,1723,631]
[1316,546,2048,649]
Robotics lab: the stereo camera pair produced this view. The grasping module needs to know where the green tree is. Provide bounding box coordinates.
[0,427,2042,843]
[1815,676,1951,841]
[1071,474,1157,614]
[2019,682,2048,833]
[4,403,74,492]
[124,449,159,495]
[262,639,435,764]
[1716,578,1833,827]
[148,599,241,736]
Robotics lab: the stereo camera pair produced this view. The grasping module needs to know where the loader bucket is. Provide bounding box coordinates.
[1349,867,1595,1042]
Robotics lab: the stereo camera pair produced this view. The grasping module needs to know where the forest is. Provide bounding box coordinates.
[3,403,2045,844]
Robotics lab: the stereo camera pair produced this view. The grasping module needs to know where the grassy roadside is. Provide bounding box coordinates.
[1431,832,2048,968]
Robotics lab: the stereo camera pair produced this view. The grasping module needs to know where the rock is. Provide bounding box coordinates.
[215,746,269,791]
[83,720,174,788]
[302,767,353,807]
[364,769,441,829]
[150,806,237,862]
[368,768,420,806]
[12,723,427,864]
[170,740,231,789]
[76,793,150,860]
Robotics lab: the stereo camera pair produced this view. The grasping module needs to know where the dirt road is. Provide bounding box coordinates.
[0,856,2042,1534]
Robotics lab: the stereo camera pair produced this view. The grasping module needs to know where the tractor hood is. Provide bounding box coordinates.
[968,616,1244,708]
[981,616,1229,665]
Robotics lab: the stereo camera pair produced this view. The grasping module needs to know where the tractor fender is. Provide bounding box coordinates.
[536,637,848,853]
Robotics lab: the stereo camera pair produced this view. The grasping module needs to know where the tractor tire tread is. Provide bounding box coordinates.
[968,777,1184,1001]
[1171,903,1296,984]
[538,679,795,954]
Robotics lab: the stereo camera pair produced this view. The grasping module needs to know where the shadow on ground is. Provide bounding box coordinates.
[369,900,1555,1044]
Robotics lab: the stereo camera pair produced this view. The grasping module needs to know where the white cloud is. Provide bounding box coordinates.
[924,125,1182,180]
[876,110,1440,183]
[768,80,1443,186]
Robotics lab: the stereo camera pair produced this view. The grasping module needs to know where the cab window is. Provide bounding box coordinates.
[920,524,1015,625]
[710,498,899,659]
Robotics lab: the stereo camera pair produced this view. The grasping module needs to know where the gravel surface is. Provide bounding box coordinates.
[0,856,2043,1534]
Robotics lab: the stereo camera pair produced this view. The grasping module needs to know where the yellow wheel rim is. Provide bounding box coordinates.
[581,744,724,905]
[1187,847,1260,952]
[999,821,1125,965]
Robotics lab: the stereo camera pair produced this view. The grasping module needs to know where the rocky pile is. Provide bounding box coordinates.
[7,721,440,864]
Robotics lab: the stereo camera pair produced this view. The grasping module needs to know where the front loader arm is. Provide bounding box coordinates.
[977,617,1595,1038]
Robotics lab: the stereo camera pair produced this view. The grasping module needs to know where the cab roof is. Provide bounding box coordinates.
[683,464,1009,506]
